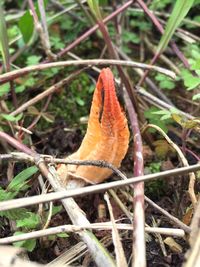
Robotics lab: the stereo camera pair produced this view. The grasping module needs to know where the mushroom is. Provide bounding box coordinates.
[57,68,130,184]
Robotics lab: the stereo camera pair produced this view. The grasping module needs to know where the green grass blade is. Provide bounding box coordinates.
[157,0,195,54]
[0,5,10,71]
[8,166,38,192]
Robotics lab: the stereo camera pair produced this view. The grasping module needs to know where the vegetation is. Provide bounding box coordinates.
[0,0,199,266]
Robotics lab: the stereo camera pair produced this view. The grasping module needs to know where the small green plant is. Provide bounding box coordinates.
[149,161,162,173]
[48,72,93,127]
[181,44,200,99]
[0,166,39,251]
[0,113,23,122]
[155,73,176,90]
[144,107,176,132]
[145,162,166,197]
[0,166,63,251]
[150,0,173,10]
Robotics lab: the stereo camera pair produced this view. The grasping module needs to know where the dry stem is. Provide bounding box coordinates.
[0,59,176,85]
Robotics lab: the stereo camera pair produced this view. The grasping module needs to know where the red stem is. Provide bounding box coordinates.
[0,131,36,156]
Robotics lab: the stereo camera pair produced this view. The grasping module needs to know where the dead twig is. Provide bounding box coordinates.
[184,199,200,267]
[28,0,56,60]
[104,193,128,267]
[0,223,185,244]
[0,59,176,85]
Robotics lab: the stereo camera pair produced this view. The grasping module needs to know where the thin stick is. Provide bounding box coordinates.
[123,89,145,267]
[0,59,176,85]
[0,159,199,215]
[104,193,128,267]
[144,196,191,234]
[28,0,56,60]
[0,224,185,244]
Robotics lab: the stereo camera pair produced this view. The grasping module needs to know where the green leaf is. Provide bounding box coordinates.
[1,113,23,122]
[160,80,175,90]
[24,77,35,87]
[122,31,140,44]
[48,234,56,240]
[13,232,36,252]
[8,166,38,192]
[0,187,14,201]
[181,69,200,90]
[50,205,62,216]
[15,85,26,93]
[50,36,65,50]
[192,93,200,100]
[18,10,34,43]
[192,59,200,70]
[0,5,10,71]
[144,107,178,133]
[0,83,10,96]
[16,212,40,229]
[48,232,68,241]
[155,74,176,90]
[26,55,42,66]
[87,0,102,20]
[157,0,195,54]
[152,110,171,120]
[75,97,85,106]
[152,108,179,119]
[0,208,31,220]
[56,232,68,238]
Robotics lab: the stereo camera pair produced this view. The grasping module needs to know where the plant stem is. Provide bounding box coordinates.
[0,59,176,85]
[92,10,146,266]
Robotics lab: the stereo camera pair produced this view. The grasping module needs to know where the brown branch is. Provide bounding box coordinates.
[123,89,145,267]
